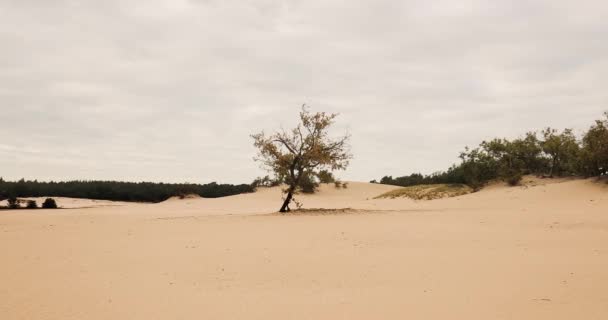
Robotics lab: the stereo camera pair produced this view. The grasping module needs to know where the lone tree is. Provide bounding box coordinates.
[252,107,351,212]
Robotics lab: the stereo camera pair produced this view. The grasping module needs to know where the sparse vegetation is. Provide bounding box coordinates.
[333,180,348,189]
[376,112,608,190]
[375,184,473,200]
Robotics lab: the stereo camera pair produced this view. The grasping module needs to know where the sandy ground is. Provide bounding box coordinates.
[1,178,608,319]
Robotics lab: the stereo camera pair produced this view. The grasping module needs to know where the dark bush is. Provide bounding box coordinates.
[317,170,336,183]
[299,173,318,194]
[26,200,38,209]
[7,197,19,209]
[506,173,523,186]
[42,198,58,209]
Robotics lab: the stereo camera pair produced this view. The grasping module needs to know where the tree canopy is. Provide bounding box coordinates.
[252,107,351,212]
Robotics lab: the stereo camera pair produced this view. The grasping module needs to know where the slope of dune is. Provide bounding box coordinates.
[1,177,607,320]
[150,181,402,216]
[148,177,608,216]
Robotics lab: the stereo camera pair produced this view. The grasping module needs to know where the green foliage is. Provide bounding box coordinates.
[510,132,545,174]
[251,175,282,188]
[581,112,608,176]
[26,200,38,209]
[0,179,254,203]
[378,166,467,188]
[42,198,58,209]
[317,170,336,183]
[458,146,500,189]
[299,171,319,194]
[376,112,608,189]
[541,128,580,177]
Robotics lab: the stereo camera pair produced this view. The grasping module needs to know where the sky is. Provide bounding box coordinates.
[1,0,607,184]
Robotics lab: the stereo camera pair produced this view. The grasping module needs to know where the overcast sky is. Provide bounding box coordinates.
[1,0,607,184]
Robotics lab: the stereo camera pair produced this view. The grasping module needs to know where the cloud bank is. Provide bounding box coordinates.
[1,0,607,183]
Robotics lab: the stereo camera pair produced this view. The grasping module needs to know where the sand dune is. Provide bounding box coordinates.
[1,178,607,319]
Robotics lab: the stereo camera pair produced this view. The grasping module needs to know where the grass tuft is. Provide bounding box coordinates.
[374,184,473,200]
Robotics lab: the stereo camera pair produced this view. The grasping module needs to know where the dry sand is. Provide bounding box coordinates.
[1,178,608,319]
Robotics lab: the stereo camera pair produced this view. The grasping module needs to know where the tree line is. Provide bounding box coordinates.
[375,112,608,189]
[0,179,255,203]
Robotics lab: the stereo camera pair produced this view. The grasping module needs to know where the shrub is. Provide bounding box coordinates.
[7,197,19,209]
[26,200,38,209]
[317,170,336,183]
[299,173,319,194]
[333,181,348,189]
[42,198,58,209]
[506,173,523,186]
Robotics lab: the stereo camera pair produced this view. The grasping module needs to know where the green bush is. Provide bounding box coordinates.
[299,173,319,194]
[26,200,38,209]
[317,170,336,183]
[375,112,608,190]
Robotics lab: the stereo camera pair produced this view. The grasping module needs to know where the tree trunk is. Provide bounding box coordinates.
[549,156,557,177]
[279,190,293,213]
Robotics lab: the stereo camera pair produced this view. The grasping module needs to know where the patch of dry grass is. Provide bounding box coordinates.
[374,184,473,200]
